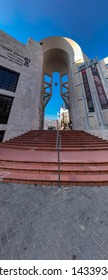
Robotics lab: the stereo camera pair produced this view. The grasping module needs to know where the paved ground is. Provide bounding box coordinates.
[0,182,108,260]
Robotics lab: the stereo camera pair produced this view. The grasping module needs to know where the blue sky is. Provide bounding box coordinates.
[0,0,108,119]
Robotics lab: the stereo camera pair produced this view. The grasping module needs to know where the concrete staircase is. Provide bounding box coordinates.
[2,130,108,150]
[0,130,108,186]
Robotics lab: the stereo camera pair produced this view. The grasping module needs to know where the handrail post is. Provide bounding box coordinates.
[56,120,61,186]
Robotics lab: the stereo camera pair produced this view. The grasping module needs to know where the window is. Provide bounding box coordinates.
[0,131,5,142]
[0,94,13,124]
[0,66,19,92]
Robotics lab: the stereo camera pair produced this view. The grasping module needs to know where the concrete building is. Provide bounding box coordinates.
[0,30,108,142]
[44,118,56,130]
[57,107,69,129]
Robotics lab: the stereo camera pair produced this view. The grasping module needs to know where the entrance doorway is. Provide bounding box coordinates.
[44,72,63,119]
[42,72,70,129]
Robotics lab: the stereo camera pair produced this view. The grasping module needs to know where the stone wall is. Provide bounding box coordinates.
[0,30,43,141]
[0,31,108,141]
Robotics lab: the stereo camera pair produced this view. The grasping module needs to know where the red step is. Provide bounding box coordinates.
[0,130,108,186]
[1,171,108,186]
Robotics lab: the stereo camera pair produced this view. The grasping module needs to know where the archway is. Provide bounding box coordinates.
[40,48,70,129]
[44,72,63,119]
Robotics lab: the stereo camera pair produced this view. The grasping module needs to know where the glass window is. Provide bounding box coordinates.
[0,130,5,142]
[0,94,13,124]
[0,66,19,92]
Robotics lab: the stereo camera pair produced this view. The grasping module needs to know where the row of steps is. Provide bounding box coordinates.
[1,172,108,186]
[1,162,108,175]
[1,130,108,151]
[1,167,108,186]
[0,130,108,186]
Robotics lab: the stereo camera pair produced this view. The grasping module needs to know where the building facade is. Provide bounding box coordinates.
[0,30,108,141]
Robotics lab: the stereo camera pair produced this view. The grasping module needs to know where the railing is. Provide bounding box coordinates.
[56,120,61,186]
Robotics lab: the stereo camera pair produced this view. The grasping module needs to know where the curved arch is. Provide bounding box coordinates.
[40,36,84,65]
[39,36,86,129]
[43,48,69,75]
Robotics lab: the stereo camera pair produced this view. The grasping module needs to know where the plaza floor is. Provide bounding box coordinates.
[0,182,108,260]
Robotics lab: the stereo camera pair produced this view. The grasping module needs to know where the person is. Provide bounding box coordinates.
[60,123,65,130]
[68,120,72,130]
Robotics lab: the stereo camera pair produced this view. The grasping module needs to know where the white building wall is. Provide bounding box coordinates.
[0,30,43,141]
[0,31,108,141]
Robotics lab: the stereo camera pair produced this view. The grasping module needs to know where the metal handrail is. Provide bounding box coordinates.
[56,120,61,186]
